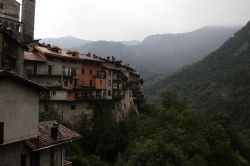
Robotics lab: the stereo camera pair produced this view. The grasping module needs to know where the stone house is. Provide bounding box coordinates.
[0,23,23,74]
[0,70,81,166]
[23,43,145,125]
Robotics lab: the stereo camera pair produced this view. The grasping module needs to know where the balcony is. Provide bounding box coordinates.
[28,72,71,78]
[133,93,144,102]
[94,72,106,79]
[40,94,50,101]
[75,95,105,101]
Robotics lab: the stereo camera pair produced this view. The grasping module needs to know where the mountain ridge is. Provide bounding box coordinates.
[41,26,241,78]
[145,20,250,128]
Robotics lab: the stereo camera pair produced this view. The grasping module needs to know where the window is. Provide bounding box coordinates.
[64,67,68,76]
[0,122,3,144]
[71,105,76,111]
[50,148,54,166]
[74,79,77,87]
[109,70,112,76]
[0,3,3,9]
[64,81,68,87]
[89,79,93,86]
[71,68,76,76]
[100,80,102,85]
[33,64,37,74]
[48,65,52,75]
[90,70,92,75]
[82,68,84,74]
[21,154,26,166]
[44,105,48,112]
[108,90,111,97]
[108,80,112,87]
[50,91,56,96]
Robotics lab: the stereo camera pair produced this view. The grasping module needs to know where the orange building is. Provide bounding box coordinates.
[75,58,106,100]
[78,62,104,87]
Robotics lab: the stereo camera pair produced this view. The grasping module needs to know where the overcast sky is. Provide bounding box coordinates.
[17,0,250,41]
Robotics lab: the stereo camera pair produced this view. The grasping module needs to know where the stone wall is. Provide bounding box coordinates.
[113,89,138,121]
[39,146,64,166]
[40,101,93,127]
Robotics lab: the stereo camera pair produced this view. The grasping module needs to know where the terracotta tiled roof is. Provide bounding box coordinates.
[25,121,82,151]
[35,46,102,62]
[24,51,46,62]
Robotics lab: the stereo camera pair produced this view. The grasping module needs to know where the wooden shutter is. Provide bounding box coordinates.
[0,122,3,144]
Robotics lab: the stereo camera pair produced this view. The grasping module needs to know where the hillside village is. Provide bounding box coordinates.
[0,0,143,165]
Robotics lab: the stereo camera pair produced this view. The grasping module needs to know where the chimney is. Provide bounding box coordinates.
[112,56,115,61]
[22,0,36,41]
[107,56,110,61]
[51,122,59,139]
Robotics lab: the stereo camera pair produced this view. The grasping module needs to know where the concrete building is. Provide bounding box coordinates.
[0,25,24,74]
[23,44,144,125]
[0,0,24,75]
[0,70,81,166]
[0,0,22,33]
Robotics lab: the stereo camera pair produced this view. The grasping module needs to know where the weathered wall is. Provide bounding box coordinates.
[113,89,138,121]
[16,46,24,76]
[0,141,31,166]
[105,69,113,100]
[21,0,36,41]
[40,101,93,127]
[0,0,20,21]
[39,146,64,166]
[0,33,2,69]
[50,90,67,101]
[0,78,39,145]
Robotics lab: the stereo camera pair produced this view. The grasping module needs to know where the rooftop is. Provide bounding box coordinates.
[24,51,46,62]
[25,121,82,151]
[35,45,102,62]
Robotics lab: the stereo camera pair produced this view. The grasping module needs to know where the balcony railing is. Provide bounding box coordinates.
[40,94,50,100]
[94,72,106,79]
[112,93,125,100]
[133,93,144,101]
[75,95,106,101]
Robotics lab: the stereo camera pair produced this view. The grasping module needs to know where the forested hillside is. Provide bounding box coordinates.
[52,92,250,166]
[146,21,250,129]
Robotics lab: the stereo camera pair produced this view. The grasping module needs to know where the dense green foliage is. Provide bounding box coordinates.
[66,92,250,166]
[145,20,250,129]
